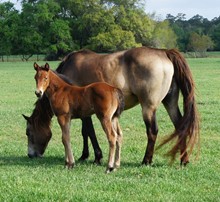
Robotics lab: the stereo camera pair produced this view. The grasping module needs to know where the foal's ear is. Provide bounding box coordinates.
[44,63,50,71]
[34,62,39,70]
[22,114,32,124]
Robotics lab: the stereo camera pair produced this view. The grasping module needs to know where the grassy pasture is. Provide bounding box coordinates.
[0,59,220,201]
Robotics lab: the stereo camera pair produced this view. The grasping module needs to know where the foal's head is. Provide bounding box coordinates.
[34,62,50,98]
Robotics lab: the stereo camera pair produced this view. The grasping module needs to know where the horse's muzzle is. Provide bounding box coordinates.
[28,152,42,158]
[35,90,42,98]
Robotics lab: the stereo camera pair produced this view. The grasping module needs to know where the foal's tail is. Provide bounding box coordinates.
[114,88,125,118]
[160,49,200,161]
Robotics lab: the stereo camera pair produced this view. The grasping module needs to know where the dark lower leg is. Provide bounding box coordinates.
[142,114,158,165]
[80,117,103,164]
[180,138,189,165]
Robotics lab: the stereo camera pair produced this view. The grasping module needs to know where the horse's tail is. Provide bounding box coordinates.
[160,49,200,161]
[114,88,125,118]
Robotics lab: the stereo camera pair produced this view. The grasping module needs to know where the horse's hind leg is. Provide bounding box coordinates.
[142,106,158,165]
[162,81,189,165]
[80,117,103,164]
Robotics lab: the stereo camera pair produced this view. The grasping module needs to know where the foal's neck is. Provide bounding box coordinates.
[46,70,68,95]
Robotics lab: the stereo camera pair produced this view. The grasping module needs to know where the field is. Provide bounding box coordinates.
[0,58,219,201]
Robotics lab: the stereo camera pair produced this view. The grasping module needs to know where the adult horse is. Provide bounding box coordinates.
[23,46,200,165]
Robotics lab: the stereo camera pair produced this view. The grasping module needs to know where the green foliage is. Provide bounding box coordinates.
[151,20,177,48]
[211,23,220,50]
[89,26,141,52]
[166,14,220,52]
[1,1,220,59]
[0,0,154,59]
[187,32,214,57]
[0,59,220,201]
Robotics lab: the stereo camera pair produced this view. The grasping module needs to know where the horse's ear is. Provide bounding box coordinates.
[22,114,32,124]
[34,62,39,70]
[44,63,50,71]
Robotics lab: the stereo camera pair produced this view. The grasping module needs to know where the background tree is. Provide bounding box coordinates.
[151,20,177,48]
[0,2,19,61]
[1,0,220,60]
[188,32,214,57]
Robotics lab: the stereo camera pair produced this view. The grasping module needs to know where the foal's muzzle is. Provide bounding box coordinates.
[35,90,42,98]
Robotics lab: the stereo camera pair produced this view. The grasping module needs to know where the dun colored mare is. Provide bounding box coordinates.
[33,63,124,172]
[23,47,200,166]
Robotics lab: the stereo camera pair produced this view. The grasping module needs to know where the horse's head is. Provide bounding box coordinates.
[22,114,52,158]
[34,62,50,98]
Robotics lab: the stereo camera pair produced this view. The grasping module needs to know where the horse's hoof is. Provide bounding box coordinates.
[65,161,74,169]
[142,159,152,166]
[78,153,89,161]
[106,167,115,174]
[93,158,102,165]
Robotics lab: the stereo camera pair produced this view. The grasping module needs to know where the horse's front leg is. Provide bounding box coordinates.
[80,117,103,164]
[58,115,75,169]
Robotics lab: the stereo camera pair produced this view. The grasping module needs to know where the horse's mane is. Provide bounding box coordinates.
[56,49,95,73]
[53,70,73,85]
[30,95,53,132]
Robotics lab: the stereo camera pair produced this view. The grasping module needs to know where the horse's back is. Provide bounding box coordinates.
[58,47,174,109]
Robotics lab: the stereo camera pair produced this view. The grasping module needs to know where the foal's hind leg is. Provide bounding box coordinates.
[80,117,103,164]
[100,117,117,173]
[141,106,158,165]
[112,117,123,169]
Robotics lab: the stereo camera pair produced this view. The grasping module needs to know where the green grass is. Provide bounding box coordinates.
[0,59,220,201]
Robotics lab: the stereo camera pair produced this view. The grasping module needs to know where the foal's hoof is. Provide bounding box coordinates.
[181,160,189,166]
[65,161,74,169]
[106,167,116,174]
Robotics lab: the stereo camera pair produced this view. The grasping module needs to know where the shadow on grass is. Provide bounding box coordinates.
[0,155,64,168]
[0,155,168,170]
[0,155,106,168]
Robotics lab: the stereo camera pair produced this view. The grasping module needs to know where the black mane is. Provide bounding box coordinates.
[53,70,73,85]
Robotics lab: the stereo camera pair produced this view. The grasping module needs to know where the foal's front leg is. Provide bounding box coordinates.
[57,115,75,168]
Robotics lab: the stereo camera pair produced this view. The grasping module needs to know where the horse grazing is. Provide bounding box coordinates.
[23,47,200,166]
[33,62,124,172]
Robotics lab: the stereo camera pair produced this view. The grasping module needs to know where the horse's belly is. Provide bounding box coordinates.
[123,93,139,110]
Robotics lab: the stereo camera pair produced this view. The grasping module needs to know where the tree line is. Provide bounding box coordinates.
[0,0,219,60]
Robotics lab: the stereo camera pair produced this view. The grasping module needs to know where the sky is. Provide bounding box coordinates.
[1,0,220,20]
[145,0,220,20]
